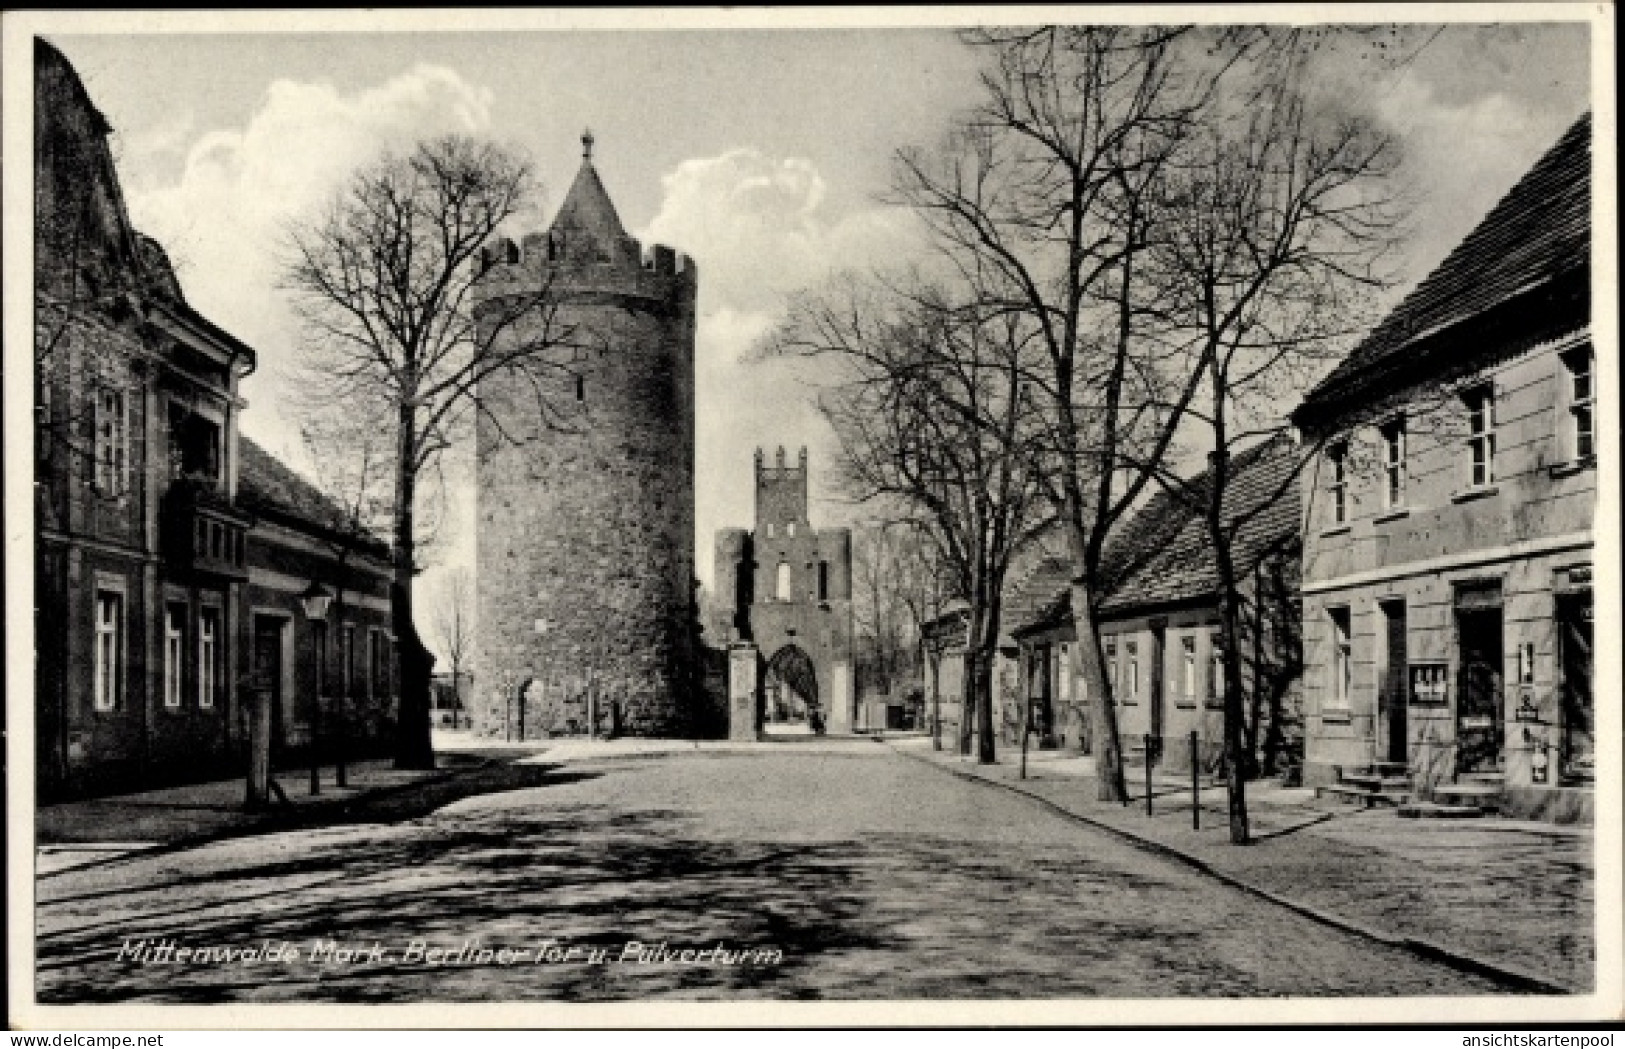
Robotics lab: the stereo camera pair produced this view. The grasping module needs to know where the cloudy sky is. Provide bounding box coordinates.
[39,15,1593,617]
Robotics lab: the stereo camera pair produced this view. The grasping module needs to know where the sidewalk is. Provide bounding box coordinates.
[35,750,494,876]
[887,735,1594,993]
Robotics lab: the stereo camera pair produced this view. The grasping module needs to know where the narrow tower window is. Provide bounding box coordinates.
[776,561,792,602]
[575,375,585,402]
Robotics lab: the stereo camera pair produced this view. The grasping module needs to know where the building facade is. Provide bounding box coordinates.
[1010,440,1303,775]
[1292,115,1593,822]
[471,134,698,740]
[34,40,397,800]
[712,448,855,734]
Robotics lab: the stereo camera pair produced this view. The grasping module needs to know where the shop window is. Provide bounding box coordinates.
[164,604,186,708]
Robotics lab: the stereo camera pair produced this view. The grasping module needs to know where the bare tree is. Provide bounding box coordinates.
[893,27,1240,799]
[1134,38,1407,841]
[772,276,1047,763]
[282,134,577,769]
[429,566,476,718]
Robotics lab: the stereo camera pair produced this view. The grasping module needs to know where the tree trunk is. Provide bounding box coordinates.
[392,410,436,770]
[1073,583,1127,802]
[929,650,943,751]
[1219,580,1250,844]
[958,648,976,757]
[975,643,996,765]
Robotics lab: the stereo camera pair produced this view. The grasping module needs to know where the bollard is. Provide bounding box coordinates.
[1191,730,1201,830]
[1144,733,1154,816]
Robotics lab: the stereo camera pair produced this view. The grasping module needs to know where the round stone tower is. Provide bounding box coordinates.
[471,132,697,738]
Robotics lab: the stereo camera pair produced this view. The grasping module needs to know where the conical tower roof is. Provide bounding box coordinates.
[550,129,625,241]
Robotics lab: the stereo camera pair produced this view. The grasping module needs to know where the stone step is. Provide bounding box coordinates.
[1434,782,1503,812]
[1357,761,1412,777]
[1315,784,1409,808]
[1398,801,1486,819]
[1340,773,1413,792]
[1458,771,1506,785]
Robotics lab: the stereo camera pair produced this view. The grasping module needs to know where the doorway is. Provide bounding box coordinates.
[1557,591,1593,784]
[1378,601,1408,764]
[252,616,286,757]
[762,644,820,735]
[1454,601,1504,775]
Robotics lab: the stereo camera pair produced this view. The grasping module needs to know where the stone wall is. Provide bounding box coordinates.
[471,230,697,739]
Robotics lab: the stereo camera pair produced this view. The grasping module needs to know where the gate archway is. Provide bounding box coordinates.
[763,644,821,734]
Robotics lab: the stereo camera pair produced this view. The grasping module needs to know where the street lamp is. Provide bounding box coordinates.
[300,580,332,795]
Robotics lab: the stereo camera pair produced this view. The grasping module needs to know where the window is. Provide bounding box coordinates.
[1381,418,1407,508]
[94,590,124,711]
[1181,635,1197,699]
[94,386,128,494]
[164,604,186,708]
[775,561,791,602]
[786,522,796,537]
[370,630,384,698]
[1564,348,1594,460]
[1327,442,1348,524]
[817,561,829,602]
[343,625,356,697]
[1104,638,1118,692]
[167,405,221,484]
[1328,607,1353,709]
[1125,640,1140,699]
[1058,643,1071,701]
[1463,384,1496,486]
[198,607,219,708]
[1209,631,1224,704]
[764,523,775,539]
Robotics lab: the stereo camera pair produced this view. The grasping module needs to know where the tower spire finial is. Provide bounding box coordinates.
[581,128,595,161]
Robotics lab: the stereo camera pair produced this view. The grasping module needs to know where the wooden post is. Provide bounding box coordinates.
[1020,685,1032,780]
[1144,733,1154,816]
[245,686,272,811]
[1191,730,1201,830]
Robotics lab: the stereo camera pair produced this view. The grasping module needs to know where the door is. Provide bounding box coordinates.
[1148,622,1166,760]
[1455,607,1504,775]
[1379,602,1409,764]
[1557,592,1593,784]
[252,616,286,756]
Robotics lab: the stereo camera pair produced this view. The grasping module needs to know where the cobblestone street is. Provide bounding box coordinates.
[37,745,1520,1002]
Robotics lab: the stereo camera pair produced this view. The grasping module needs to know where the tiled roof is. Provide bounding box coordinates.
[1298,112,1590,413]
[1011,436,1301,636]
[238,436,390,556]
[552,155,626,241]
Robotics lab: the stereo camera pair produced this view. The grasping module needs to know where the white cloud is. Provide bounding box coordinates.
[636,150,921,587]
[1376,76,1577,287]
[125,64,497,439]
[639,148,916,316]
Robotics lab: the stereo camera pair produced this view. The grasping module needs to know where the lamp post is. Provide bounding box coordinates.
[299,580,333,796]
